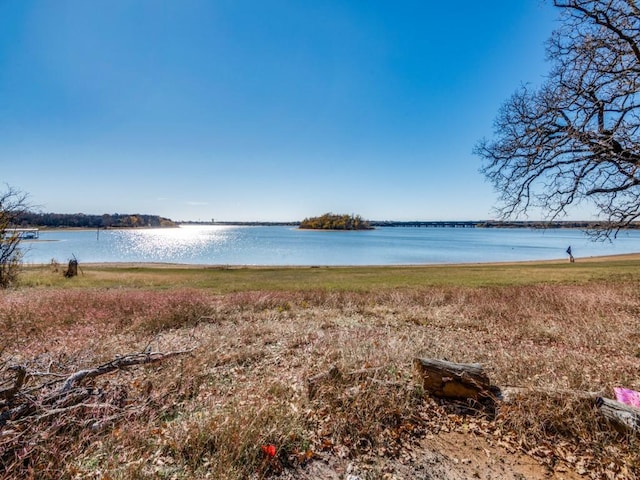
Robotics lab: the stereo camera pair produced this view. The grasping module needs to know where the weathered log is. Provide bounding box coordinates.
[596,396,640,432]
[413,358,492,400]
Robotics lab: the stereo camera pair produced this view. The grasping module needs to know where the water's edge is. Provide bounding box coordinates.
[21,226,640,266]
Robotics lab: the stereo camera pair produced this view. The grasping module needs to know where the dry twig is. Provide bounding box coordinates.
[0,348,194,438]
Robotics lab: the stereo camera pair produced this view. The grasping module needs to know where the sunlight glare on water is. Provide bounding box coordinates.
[112,225,234,261]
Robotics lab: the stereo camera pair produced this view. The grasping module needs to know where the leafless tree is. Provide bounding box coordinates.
[475,0,640,237]
[0,186,30,287]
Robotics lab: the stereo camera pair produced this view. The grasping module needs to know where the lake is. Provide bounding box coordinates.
[19,225,640,266]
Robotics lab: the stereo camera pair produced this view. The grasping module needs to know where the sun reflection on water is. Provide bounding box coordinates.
[112,225,235,262]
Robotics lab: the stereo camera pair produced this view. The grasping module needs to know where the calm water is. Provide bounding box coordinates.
[19,225,640,266]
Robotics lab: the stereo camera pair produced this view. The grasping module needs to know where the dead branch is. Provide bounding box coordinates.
[499,386,604,403]
[0,403,33,428]
[0,366,27,402]
[0,348,194,430]
[0,342,199,480]
[25,402,121,424]
[60,349,194,392]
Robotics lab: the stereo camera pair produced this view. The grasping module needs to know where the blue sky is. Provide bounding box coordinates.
[1,1,562,222]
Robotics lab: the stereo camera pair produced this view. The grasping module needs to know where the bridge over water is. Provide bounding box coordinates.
[370,221,478,228]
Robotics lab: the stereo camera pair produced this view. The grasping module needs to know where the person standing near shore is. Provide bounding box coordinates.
[566,246,575,263]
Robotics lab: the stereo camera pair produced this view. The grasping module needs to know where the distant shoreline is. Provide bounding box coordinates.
[37,225,178,231]
[183,220,639,229]
[17,220,640,230]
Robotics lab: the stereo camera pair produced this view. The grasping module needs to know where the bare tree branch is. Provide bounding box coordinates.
[478,1,640,238]
[0,185,30,287]
[60,349,195,392]
[0,348,194,429]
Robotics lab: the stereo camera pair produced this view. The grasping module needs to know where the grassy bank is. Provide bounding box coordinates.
[2,259,639,479]
[20,254,640,290]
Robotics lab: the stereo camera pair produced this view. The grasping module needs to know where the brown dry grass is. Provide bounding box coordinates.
[1,277,639,478]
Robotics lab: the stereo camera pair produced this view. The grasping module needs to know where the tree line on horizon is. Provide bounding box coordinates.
[13,212,177,229]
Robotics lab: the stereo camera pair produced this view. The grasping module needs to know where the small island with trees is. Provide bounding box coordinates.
[299,213,374,230]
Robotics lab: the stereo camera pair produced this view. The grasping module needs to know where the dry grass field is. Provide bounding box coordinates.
[1,259,640,479]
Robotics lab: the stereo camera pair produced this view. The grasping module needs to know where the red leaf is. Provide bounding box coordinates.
[261,444,277,457]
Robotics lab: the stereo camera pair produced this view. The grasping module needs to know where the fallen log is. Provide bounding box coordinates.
[596,396,640,432]
[412,358,639,435]
[413,358,492,400]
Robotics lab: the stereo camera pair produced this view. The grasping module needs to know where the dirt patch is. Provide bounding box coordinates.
[280,431,582,479]
[421,432,581,480]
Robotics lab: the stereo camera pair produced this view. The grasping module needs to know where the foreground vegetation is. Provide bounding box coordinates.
[2,259,640,479]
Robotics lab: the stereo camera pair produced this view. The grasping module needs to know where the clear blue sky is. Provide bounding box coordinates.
[1,1,562,222]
